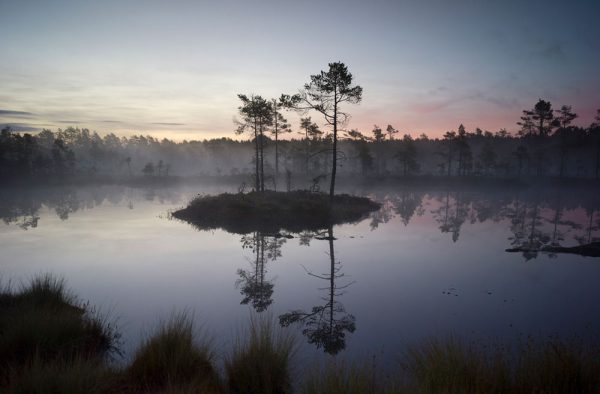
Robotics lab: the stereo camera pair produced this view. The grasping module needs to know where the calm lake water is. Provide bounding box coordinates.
[1,183,599,367]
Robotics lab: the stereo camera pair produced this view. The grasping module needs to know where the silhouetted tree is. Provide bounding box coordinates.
[439,131,456,176]
[124,157,132,177]
[480,141,497,176]
[236,94,273,192]
[51,139,75,174]
[386,124,399,140]
[590,109,600,180]
[395,134,419,176]
[513,145,529,177]
[346,129,372,175]
[270,98,291,187]
[286,62,363,201]
[372,125,385,175]
[299,117,322,174]
[520,99,556,137]
[456,124,472,176]
[142,162,155,176]
[555,105,578,177]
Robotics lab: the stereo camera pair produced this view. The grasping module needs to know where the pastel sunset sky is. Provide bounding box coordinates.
[1,0,599,140]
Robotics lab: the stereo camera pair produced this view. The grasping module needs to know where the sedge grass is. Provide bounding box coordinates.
[225,314,296,394]
[127,311,221,393]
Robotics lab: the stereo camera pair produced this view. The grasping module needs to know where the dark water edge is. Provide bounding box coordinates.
[2,275,599,393]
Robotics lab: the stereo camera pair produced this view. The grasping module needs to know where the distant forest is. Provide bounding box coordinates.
[1,99,599,183]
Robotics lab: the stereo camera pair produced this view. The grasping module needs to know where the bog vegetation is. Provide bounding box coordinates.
[1,274,599,393]
[172,190,381,233]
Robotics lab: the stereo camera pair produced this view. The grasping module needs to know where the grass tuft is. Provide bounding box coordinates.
[301,360,386,394]
[127,311,221,392]
[226,314,296,394]
[399,337,510,393]
[512,336,600,393]
[0,274,118,373]
[399,336,600,394]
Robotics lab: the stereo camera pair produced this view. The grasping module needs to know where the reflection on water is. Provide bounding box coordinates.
[237,232,282,312]
[0,185,185,229]
[3,186,598,257]
[279,226,355,355]
[364,188,600,258]
[1,184,600,360]
[235,228,356,355]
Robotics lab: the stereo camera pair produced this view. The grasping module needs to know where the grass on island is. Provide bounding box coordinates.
[2,274,599,393]
[172,190,381,233]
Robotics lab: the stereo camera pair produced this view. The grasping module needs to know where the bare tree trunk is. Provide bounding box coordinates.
[329,92,338,202]
[254,120,259,191]
[275,131,279,191]
[595,142,600,180]
[259,123,265,192]
[274,115,279,191]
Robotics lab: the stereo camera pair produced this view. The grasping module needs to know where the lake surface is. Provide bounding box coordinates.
[1,183,599,367]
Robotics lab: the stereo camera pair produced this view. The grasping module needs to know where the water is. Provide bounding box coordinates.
[1,183,599,367]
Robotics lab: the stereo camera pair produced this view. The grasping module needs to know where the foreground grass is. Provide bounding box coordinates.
[172,190,381,233]
[226,315,296,394]
[2,275,599,393]
[0,274,118,370]
[126,312,221,393]
[303,337,600,394]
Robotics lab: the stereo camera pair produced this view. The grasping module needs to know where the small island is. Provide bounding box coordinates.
[172,190,381,233]
[506,242,600,258]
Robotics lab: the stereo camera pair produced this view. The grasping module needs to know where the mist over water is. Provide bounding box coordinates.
[2,182,599,367]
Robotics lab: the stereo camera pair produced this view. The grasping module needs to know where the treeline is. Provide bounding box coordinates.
[1,100,599,182]
[0,127,252,179]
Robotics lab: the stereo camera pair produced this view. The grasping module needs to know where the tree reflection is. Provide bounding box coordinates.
[394,190,425,225]
[368,190,425,229]
[236,232,287,312]
[576,196,600,245]
[432,191,470,242]
[0,185,182,228]
[279,226,355,355]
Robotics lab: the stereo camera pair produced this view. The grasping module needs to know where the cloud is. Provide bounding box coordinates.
[98,120,123,123]
[56,120,81,124]
[409,99,455,114]
[0,109,36,118]
[0,123,41,132]
[150,122,186,126]
[483,96,520,110]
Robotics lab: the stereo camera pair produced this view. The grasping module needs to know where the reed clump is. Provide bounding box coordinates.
[126,311,221,393]
[2,274,599,393]
[225,315,296,394]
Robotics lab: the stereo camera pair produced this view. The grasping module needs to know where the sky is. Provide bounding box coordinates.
[1,0,599,140]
